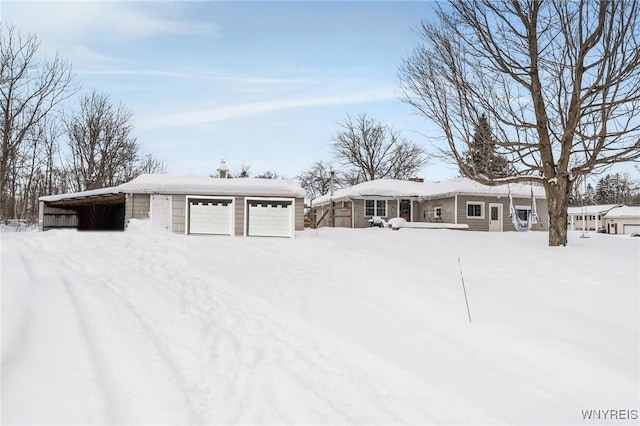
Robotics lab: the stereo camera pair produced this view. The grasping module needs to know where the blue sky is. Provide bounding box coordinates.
[2,0,456,180]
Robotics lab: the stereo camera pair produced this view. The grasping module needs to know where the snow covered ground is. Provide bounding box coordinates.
[2,221,638,425]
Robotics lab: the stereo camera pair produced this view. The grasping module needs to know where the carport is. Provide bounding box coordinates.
[39,188,126,231]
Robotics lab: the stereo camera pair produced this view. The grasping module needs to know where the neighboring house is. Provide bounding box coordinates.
[39,174,306,238]
[566,204,622,232]
[311,178,548,232]
[602,206,640,235]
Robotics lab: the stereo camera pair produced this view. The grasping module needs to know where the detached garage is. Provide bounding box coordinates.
[39,174,306,238]
[602,206,640,235]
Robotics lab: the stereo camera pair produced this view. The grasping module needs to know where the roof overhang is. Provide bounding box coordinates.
[43,192,125,207]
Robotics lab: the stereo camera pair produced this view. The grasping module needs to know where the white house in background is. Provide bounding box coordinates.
[566,204,622,232]
[311,178,548,232]
[39,172,306,238]
[602,206,640,235]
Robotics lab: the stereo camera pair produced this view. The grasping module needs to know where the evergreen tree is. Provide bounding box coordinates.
[594,173,636,204]
[463,114,510,178]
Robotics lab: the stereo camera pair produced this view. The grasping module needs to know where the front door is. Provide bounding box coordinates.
[489,203,503,232]
[399,199,412,221]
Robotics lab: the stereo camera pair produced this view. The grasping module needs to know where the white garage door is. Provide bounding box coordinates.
[188,198,233,235]
[247,199,293,237]
[623,224,640,235]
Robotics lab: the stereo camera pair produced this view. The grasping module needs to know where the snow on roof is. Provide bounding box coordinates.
[39,186,122,202]
[312,178,545,205]
[567,204,622,215]
[40,175,306,203]
[118,174,306,198]
[603,205,640,219]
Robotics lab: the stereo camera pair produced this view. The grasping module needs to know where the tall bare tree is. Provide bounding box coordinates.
[332,114,428,182]
[0,25,76,219]
[399,0,640,246]
[65,91,140,191]
[296,160,342,200]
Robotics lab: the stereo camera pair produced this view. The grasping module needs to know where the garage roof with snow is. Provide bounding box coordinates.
[40,174,306,203]
[120,174,306,198]
[603,206,640,218]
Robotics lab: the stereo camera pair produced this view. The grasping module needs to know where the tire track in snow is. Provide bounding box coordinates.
[1,251,36,372]
[112,236,420,423]
[59,276,118,424]
[56,233,204,425]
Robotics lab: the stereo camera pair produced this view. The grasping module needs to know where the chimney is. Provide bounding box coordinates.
[217,160,229,179]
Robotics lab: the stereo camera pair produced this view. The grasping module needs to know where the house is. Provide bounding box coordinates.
[311,178,548,232]
[38,173,306,238]
[566,204,622,232]
[602,206,640,235]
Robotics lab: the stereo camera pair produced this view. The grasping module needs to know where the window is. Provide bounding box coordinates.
[466,202,484,218]
[517,209,530,222]
[434,207,442,219]
[365,200,386,217]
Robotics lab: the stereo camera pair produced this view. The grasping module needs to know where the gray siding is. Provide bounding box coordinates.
[455,194,548,232]
[295,197,304,231]
[419,197,456,223]
[41,205,79,230]
[172,194,186,233]
[456,195,489,231]
[125,193,151,222]
[127,192,302,237]
[235,197,244,236]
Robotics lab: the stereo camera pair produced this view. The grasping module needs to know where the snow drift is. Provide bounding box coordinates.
[1,222,638,424]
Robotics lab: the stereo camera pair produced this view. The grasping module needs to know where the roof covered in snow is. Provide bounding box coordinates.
[40,175,306,202]
[603,205,640,219]
[39,186,123,202]
[119,174,306,198]
[567,204,622,215]
[311,178,546,205]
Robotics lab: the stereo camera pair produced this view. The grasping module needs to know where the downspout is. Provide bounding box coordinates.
[351,198,354,228]
[454,194,458,224]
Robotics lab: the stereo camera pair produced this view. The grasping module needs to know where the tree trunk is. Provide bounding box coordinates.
[545,176,571,246]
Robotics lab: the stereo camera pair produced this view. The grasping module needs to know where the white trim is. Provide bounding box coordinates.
[488,203,503,232]
[433,206,442,220]
[364,199,387,218]
[244,196,295,238]
[185,195,235,236]
[466,201,485,219]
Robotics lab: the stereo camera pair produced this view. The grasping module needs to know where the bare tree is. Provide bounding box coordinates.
[65,91,140,191]
[296,160,342,200]
[255,170,280,179]
[399,0,640,246]
[331,114,428,182]
[136,153,167,175]
[0,25,76,219]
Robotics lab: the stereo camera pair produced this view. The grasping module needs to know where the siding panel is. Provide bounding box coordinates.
[172,194,186,233]
[235,197,244,236]
[295,197,304,231]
